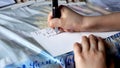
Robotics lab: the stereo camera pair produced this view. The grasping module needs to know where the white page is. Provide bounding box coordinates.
[30,28,119,56]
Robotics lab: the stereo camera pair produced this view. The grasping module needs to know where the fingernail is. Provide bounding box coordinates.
[74,42,80,46]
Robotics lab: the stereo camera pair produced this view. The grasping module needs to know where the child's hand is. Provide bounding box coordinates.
[74,35,107,68]
[47,5,84,32]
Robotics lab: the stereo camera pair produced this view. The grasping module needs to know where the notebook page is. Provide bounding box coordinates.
[30,28,119,56]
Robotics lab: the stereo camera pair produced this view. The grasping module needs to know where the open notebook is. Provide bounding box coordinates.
[30,28,119,56]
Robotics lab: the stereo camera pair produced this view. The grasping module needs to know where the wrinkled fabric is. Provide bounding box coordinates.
[88,0,120,11]
[0,0,15,7]
[0,1,120,68]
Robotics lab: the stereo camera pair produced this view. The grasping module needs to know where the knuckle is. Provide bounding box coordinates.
[99,52,105,57]
[91,50,96,54]
[93,52,105,60]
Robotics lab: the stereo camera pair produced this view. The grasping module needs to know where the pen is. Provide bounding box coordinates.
[52,0,61,33]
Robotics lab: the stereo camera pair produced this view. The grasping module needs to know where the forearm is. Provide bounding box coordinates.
[81,12,120,32]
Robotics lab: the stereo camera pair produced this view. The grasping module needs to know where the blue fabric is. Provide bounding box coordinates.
[88,0,120,11]
[0,0,15,7]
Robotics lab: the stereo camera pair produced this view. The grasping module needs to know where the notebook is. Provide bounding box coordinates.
[30,28,119,56]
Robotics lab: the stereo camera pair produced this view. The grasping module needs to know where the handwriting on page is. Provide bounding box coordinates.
[31,28,58,38]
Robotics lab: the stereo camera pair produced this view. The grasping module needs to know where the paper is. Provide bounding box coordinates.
[31,28,119,56]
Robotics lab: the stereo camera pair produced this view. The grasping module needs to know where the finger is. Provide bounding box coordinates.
[47,12,53,23]
[98,37,105,52]
[58,27,64,32]
[64,29,74,32]
[74,42,82,57]
[81,36,90,52]
[89,35,98,51]
[48,18,62,28]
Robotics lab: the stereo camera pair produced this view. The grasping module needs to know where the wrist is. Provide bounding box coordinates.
[80,16,97,32]
[80,16,106,32]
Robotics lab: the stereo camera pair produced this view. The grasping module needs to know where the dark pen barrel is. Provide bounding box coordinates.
[52,0,61,18]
